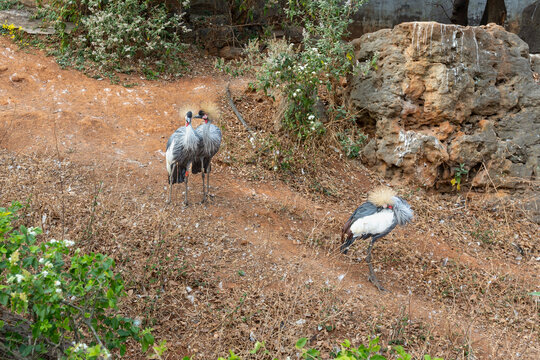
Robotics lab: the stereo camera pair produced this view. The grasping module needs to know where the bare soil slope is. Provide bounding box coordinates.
[1,38,539,359]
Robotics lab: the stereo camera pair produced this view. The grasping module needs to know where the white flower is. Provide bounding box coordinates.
[55,280,61,286]
[45,261,53,268]
[28,227,37,236]
[55,288,62,294]
[39,258,45,264]
[15,274,24,283]
[308,115,315,120]
[293,93,297,97]
[49,239,57,244]
[63,239,75,247]
[41,271,49,277]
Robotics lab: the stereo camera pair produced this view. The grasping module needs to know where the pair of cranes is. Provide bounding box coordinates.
[165,110,413,291]
[166,110,222,205]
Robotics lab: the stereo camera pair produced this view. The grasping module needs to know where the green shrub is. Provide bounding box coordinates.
[254,0,368,139]
[0,202,160,359]
[37,0,190,77]
[338,130,367,158]
[214,337,444,360]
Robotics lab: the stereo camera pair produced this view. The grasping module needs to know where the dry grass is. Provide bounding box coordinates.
[0,47,538,359]
[2,96,539,359]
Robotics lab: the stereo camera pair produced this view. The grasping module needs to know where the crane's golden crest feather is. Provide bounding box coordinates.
[197,101,221,121]
[367,186,396,207]
[177,104,199,119]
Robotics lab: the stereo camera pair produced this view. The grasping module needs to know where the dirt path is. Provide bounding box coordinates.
[1,38,538,359]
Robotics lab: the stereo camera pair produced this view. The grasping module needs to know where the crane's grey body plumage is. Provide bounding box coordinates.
[193,110,222,202]
[341,187,413,291]
[166,111,202,204]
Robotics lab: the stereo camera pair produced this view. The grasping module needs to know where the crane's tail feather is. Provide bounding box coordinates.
[191,158,211,175]
[169,163,186,184]
[191,160,202,174]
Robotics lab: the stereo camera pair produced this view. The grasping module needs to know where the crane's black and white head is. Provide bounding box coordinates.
[197,110,209,123]
[367,186,413,226]
[185,111,193,126]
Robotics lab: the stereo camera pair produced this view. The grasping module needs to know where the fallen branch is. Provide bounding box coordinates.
[226,82,255,136]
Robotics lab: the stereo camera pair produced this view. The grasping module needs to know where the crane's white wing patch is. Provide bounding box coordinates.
[350,209,394,237]
[166,138,175,175]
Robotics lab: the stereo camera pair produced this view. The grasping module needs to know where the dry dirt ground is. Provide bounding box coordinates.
[1,37,539,359]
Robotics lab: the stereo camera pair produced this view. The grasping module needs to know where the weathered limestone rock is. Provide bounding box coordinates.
[347,22,540,189]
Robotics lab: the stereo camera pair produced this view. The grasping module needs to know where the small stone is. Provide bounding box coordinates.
[10,73,25,82]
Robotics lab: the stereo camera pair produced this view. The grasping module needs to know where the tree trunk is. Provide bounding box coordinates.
[480,0,507,25]
[451,0,470,26]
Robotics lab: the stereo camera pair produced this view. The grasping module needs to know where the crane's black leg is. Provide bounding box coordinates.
[366,237,386,292]
[167,176,172,204]
[207,163,213,198]
[184,172,189,206]
[201,159,206,203]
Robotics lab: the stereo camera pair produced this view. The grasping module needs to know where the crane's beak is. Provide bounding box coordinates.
[193,114,202,119]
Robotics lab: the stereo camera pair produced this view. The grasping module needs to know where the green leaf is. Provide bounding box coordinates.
[295,337,308,349]
[120,343,127,356]
[250,341,264,354]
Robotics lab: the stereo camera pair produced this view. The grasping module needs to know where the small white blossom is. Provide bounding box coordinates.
[56,288,62,294]
[41,271,49,277]
[308,115,315,120]
[64,239,75,247]
[55,280,61,286]
[15,274,24,283]
[39,258,45,264]
[45,261,53,268]
[49,239,58,244]
[28,227,37,236]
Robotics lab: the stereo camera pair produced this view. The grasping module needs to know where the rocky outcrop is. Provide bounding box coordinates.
[347,22,539,189]
[518,1,540,53]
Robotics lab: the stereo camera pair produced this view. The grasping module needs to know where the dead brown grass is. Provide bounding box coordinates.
[1,46,539,359]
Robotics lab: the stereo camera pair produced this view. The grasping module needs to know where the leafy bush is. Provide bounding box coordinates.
[0,202,159,359]
[338,130,367,158]
[213,337,444,360]
[254,0,368,139]
[0,0,23,10]
[37,0,190,77]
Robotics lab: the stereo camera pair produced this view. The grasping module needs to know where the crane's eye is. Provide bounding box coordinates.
[388,205,393,209]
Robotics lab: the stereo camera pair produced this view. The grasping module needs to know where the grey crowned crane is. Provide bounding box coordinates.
[192,110,222,203]
[166,111,202,205]
[341,186,413,291]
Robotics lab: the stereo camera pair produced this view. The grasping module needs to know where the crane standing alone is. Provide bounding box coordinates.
[166,111,202,205]
[193,110,222,203]
[341,186,414,291]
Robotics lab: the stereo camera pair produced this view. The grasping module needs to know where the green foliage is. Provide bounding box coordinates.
[36,0,190,77]
[290,337,443,360]
[254,0,368,140]
[0,0,23,10]
[0,202,159,359]
[338,130,367,158]
[451,163,468,191]
[1,22,29,46]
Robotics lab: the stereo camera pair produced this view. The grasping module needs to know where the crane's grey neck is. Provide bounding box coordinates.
[392,196,413,225]
[183,123,199,152]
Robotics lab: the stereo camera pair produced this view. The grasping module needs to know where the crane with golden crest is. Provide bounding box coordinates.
[341,186,414,291]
